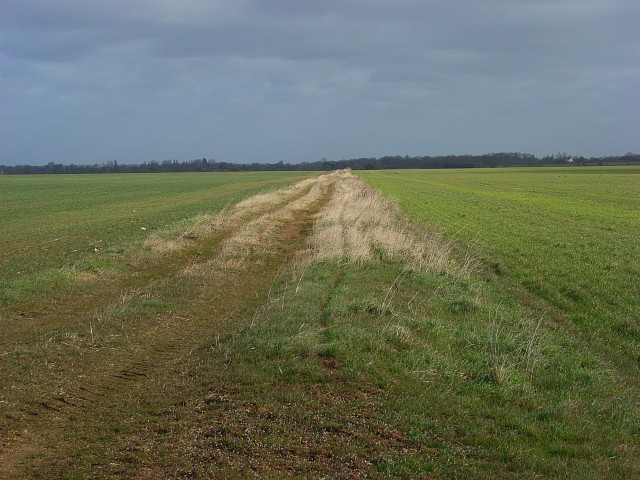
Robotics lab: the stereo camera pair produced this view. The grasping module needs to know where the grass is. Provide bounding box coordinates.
[359,167,640,375]
[0,171,314,308]
[208,258,638,478]
[1,171,328,477]
[61,255,634,478]
[1,168,639,478]
[0,171,314,273]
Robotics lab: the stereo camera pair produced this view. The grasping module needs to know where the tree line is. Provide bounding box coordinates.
[1,152,638,175]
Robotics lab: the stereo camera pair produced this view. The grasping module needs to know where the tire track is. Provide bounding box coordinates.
[0,174,336,477]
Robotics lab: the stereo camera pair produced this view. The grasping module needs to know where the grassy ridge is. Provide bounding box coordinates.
[226,258,639,478]
[93,255,636,478]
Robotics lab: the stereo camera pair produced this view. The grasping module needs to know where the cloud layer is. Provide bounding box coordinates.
[2,0,639,164]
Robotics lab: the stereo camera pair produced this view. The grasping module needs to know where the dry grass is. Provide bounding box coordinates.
[144,178,319,254]
[144,212,228,254]
[146,170,471,279]
[302,170,473,276]
[183,175,333,277]
[234,178,317,212]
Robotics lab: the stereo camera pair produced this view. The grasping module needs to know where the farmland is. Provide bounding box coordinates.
[1,167,639,478]
[0,172,315,283]
[360,167,640,377]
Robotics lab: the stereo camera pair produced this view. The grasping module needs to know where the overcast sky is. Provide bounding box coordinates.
[1,0,638,165]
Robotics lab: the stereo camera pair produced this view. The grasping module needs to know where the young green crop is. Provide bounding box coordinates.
[359,166,640,389]
[0,171,314,304]
[0,171,315,272]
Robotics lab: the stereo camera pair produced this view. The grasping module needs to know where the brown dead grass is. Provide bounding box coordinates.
[145,170,467,278]
[302,170,471,275]
[184,175,334,277]
[144,178,318,254]
[143,212,228,254]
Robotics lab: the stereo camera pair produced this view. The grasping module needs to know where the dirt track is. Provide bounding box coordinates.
[0,174,336,477]
[1,170,451,477]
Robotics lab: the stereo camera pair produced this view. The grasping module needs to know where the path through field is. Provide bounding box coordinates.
[0,172,337,476]
[1,171,419,478]
[2,169,639,479]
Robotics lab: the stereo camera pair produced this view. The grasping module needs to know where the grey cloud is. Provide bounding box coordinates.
[1,0,638,165]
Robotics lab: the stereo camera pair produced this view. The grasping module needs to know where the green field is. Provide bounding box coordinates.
[0,172,314,306]
[0,171,316,276]
[359,167,640,374]
[1,168,639,478]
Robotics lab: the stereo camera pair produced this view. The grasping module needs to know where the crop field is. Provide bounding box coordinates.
[0,172,315,282]
[360,167,640,377]
[1,167,639,478]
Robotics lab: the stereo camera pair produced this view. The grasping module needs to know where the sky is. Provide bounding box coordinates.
[1,0,639,165]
